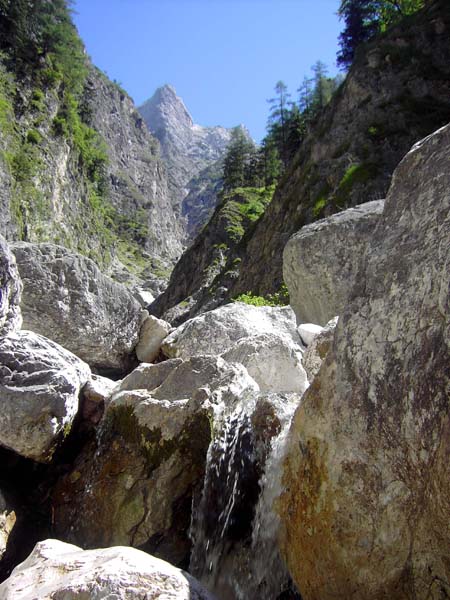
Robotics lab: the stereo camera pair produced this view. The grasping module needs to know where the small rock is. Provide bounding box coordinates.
[302,317,338,381]
[0,490,16,561]
[135,313,172,363]
[81,374,117,424]
[298,323,324,346]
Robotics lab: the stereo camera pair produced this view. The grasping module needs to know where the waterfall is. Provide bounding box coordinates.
[189,390,302,600]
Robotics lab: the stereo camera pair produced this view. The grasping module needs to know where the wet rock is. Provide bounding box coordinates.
[11,242,143,375]
[0,539,215,599]
[279,125,450,599]
[283,200,384,325]
[81,374,116,425]
[52,356,258,567]
[302,317,338,382]
[135,313,171,363]
[0,235,22,336]
[162,302,300,358]
[0,330,90,462]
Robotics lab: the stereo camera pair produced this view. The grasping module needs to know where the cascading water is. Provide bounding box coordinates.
[189,390,303,600]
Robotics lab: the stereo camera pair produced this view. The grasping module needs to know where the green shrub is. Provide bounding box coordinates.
[313,196,327,217]
[234,284,289,307]
[26,129,42,144]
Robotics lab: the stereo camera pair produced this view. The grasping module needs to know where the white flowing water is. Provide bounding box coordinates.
[189,391,302,600]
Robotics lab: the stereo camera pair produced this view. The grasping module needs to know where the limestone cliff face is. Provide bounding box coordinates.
[0,63,182,282]
[229,0,450,298]
[86,70,183,264]
[138,84,232,238]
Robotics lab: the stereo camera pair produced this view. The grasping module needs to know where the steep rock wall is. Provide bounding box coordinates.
[0,62,182,280]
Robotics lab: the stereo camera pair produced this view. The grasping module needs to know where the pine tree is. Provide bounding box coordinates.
[222,127,256,191]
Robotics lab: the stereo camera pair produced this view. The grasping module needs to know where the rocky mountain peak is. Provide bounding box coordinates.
[140,84,194,138]
[138,85,234,238]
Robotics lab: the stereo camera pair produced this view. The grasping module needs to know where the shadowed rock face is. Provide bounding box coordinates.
[279,124,450,600]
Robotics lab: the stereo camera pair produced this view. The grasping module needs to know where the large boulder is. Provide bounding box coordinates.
[162,302,301,358]
[283,199,384,325]
[52,356,258,568]
[279,124,450,599]
[162,303,307,394]
[0,539,215,599]
[0,235,22,336]
[0,331,90,462]
[11,243,144,374]
[222,334,308,393]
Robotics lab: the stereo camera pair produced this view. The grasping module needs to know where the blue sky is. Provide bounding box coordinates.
[72,0,342,142]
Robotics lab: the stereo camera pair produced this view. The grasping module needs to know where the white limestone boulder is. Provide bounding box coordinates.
[0,330,90,462]
[283,199,384,325]
[135,313,172,362]
[222,333,308,393]
[0,235,22,336]
[0,539,215,599]
[11,242,144,374]
[297,323,323,346]
[162,302,301,358]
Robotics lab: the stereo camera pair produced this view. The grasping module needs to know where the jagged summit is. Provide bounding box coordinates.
[138,85,233,238]
[139,84,194,137]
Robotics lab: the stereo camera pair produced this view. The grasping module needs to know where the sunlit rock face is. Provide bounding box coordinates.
[279,124,450,599]
[0,539,216,600]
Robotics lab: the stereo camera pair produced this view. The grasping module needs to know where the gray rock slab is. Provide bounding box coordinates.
[162,302,300,359]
